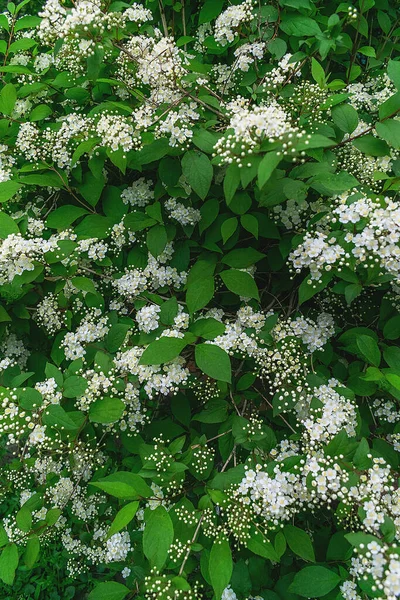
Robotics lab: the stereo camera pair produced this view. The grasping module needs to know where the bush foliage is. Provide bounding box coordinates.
[1,0,400,599]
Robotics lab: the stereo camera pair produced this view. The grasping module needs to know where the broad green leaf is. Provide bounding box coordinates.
[289,566,341,597]
[0,543,19,585]
[220,269,259,300]
[331,104,358,133]
[0,181,21,203]
[42,405,79,430]
[147,224,167,258]
[280,16,321,36]
[195,343,231,383]
[107,501,139,539]
[190,317,225,340]
[88,582,130,600]
[186,276,214,314]
[181,151,213,200]
[376,119,400,149]
[0,83,17,116]
[105,323,131,353]
[89,397,125,424]
[311,58,325,87]
[283,525,315,562]
[356,335,381,367]
[29,104,52,121]
[388,59,400,89]
[24,536,40,569]
[16,507,32,533]
[0,212,19,238]
[139,337,188,365]
[90,472,152,499]
[222,248,264,268]
[257,152,281,189]
[209,539,233,600]
[221,217,238,244]
[63,375,88,398]
[224,163,241,204]
[46,205,88,229]
[143,506,174,570]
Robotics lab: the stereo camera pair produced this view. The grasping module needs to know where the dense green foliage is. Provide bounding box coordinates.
[0,0,400,599]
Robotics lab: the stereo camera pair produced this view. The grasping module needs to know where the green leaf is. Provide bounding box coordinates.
[352,135,390,156]
[257,152,282,189]
[358,46,376,57]
[246,532,279,562]
[24,536,40,569]
[143,506,174,570]
[195,343,231,383]
[124,211,157,232]
[331,104,358,133]
[75,215,115,239]
[376,120,400,149]
[220,269,259,300]
[16,507,32,532]
[147,224,167,258]
[388,59,400,89]
[280,16,321,36]
[190,318,225,340]
[71,276,96,294]
[90,472,152,499]
[311,58,326,87]
[0,543,19,585]
[89,397,125,424]
[0,83,17,116]
[222,248,264,268]
[107,501,139,539]
[0,212,19,238]
[181,151,213,200]
[29,104,52,121]
[283,525,315,562]
[186,276,214,314]
[0,181,22,203]
[105,323,131,353]
[289,566,341,597]
[88,582,130,600]
[356,335,381,367]
[221,217,238,244]
[224,164,241,204]
[46,205,88,229]
[383,315,400,340]
[14,15,41,31]
[199,0,223,23]
[42,405,79,430]
[209,539,233,600]
[159,297,179,325]
[241,214,258,239]
[140,337,188,365]
[63,375,88,398]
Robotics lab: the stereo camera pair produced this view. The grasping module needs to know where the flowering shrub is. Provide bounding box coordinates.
[0,0,400,598]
